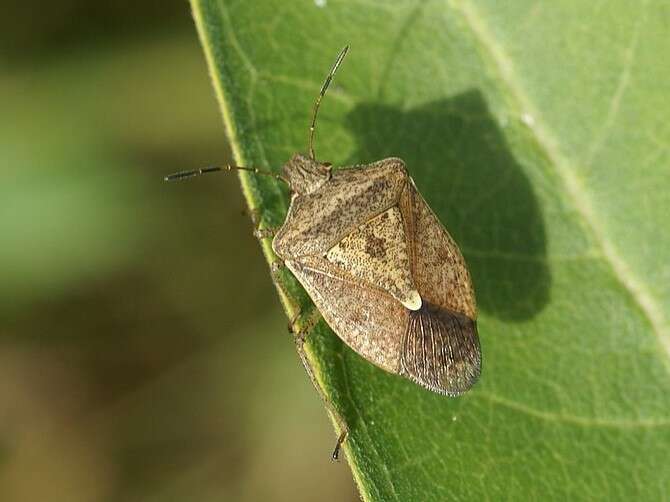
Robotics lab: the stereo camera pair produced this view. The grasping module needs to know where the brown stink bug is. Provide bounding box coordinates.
[166,46,480,460]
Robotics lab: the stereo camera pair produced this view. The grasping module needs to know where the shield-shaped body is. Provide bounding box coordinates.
[272,155,480,395]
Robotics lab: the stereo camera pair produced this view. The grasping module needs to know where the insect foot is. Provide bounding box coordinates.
[287,306,320,339]
[269,259,285,276]
[253,226,279,240]
[332,429,348,462]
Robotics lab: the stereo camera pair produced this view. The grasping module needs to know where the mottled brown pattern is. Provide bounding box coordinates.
[400,179,477,319]
[364,234,387,259]
[286,255,408,373]
[272,155,480,395]
[273,156,407,258]
[325,207,418,309]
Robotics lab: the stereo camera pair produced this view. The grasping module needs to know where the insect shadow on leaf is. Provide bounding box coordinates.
[346,90,550,322]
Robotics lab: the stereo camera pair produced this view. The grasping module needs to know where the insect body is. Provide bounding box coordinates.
[166,46,480,457]
[271,46,480,396]
[273,153,480,395]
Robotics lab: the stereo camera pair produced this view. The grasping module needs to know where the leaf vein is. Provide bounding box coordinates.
[584,0,647,166]
[477,391,670,429]
[454,0,670,370]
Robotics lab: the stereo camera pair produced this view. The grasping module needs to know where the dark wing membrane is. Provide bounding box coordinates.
[399,301,481,396]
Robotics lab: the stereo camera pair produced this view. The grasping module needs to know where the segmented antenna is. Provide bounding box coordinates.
[164,165,288,184]
[308,45,350,160]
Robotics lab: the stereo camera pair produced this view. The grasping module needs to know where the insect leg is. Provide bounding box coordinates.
[248,207,280,240]
[270,259,285,275]
[291,311,349,461]
[250,216,284,273]
[253,226,280,240]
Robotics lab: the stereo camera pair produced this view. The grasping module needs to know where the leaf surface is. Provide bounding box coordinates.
[191,0,670,499]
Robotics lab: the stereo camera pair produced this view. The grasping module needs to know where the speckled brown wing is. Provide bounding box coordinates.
[400,179,477,319]
[326,206,420,310]
[273,159,407,258]
[397,178,481,395]
[286,255,408,374]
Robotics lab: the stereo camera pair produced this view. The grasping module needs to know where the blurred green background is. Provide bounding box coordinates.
[1,2,357,501]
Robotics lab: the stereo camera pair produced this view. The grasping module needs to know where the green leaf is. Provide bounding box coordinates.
[190,0,670,499]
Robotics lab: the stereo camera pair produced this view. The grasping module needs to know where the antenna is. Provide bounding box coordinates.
[308,45,350,160]
[164,165,288,184]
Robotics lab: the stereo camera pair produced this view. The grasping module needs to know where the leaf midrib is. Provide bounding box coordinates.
[454,0,669,368]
